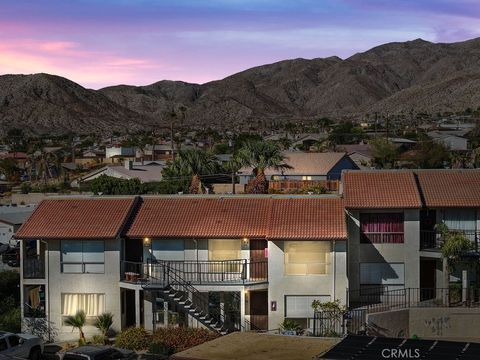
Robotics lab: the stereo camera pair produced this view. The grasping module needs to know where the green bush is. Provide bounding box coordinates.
[115,327,151,350]
[91,335,107,345]
[0,307,21,333]
[152,327,219,353]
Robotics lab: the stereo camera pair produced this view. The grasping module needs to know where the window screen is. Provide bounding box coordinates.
[360,262,405,285]
[285,295,330,318]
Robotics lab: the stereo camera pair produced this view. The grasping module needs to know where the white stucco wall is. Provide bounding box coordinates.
[40,239,122,342]
[267,240,347,330]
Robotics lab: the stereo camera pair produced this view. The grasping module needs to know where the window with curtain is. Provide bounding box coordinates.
[62,293,105,317]
[284,241,331,275]
[61,240,105,273]
[208,240,241,273]
[208,240,241,260]
[360,213,404,244]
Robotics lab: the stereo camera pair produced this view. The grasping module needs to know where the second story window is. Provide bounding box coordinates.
[61,240,105,273]
[360,213,404,244]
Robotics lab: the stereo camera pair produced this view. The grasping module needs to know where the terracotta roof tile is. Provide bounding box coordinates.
[416,170,480,207]
[15,198,136,239]
[343,171,422,209]
[127,198,271,239]
[267,198,346,240]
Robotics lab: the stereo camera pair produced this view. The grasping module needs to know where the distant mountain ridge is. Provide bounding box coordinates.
[2,37,480,134]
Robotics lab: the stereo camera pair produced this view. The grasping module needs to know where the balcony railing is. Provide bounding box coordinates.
[23,256,45,279]
[121,259,268,285]
[420,230,480,250]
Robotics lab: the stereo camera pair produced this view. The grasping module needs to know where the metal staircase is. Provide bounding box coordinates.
[143,261,238,335]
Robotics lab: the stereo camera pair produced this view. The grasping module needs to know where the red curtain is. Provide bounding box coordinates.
[360,213,404,243]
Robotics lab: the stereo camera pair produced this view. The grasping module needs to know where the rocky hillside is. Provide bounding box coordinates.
[2,37,480,134]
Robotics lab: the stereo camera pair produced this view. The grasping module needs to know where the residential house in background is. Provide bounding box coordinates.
[105,146,136,164]
[0,208,34,245]
[337,144,373,169]
[70,161,164,187]
[238,152,358,185]
[427,131,469,151]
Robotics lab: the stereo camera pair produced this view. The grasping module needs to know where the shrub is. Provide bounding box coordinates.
[95,312,114,341]
[115,327,151,350]
[91,335,107,345]
[152,327,219,353]
[280,319,303,335]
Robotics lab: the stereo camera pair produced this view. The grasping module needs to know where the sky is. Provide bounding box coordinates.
[1,0,480,89]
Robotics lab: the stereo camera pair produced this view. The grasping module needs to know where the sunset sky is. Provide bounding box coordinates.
[2,0,479,89]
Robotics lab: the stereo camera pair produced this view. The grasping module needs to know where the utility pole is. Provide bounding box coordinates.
[386,113,390,140]
[170,121,175,161]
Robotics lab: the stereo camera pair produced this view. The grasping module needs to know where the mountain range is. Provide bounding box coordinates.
[1,37,480,134]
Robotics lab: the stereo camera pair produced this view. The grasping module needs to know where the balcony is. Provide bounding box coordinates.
[420,230,480,250]
[23,256,45,279]
[120,259,268,286]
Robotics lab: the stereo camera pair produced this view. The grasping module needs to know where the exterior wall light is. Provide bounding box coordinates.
[143,237,151,247]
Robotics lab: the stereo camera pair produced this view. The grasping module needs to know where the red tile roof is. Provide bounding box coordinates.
[15,198,136,240]
[267,198,346,240]
[415,170,480,207]
[127,198,271,239]
[127,197,346,240]
[343,171,422,209]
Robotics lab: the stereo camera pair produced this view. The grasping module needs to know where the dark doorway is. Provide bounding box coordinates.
[250,239,267,280]
[250,290,268,330]
[125,238,143,262]
[125,289,136,327]
[420,259,437,300]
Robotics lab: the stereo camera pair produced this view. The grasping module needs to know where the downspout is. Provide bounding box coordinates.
[332,240,336,301]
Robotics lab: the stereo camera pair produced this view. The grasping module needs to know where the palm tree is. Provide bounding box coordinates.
[237,140,291,194]
[166,148,219,194]
[224,156,243,194]
[95,312,113,343]
[64,310,86,344]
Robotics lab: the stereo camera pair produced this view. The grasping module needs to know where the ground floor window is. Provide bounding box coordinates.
[359,262,405,290]
[61,293,105,324]
[284,241,331,275]
[285,295,330,318]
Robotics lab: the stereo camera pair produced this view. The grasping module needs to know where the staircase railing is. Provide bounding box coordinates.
[148,260,239,332]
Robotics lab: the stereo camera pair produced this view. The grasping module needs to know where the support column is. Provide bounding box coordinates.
[163,300,169,327]
[462,270,468,303]
[135,289,141,327]
[240,290,246,330]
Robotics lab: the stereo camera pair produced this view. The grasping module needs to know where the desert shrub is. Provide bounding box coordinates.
[280,319,303,335]
[152,327,219,353]
[115,327,151,350]
[91,335,107,345]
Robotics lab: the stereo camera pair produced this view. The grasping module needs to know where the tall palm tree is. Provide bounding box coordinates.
[237,140,291,194]
[64,310,86,344]
[224,156,243,194]
[167,148,218,194]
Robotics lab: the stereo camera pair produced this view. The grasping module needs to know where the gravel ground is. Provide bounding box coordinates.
[171,332,339,360]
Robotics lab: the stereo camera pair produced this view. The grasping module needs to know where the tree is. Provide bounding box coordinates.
[163,149,219,194]
[316,117,333,133]
[123,133,153,165]
[0,158,20,181]
[371,138,397,168]
[95,312,114,343]
[237,141,290,194]
[64,310,87,344]
[224,156,243,194]
[413,140,449,168]
[437,223,480,297]
[90,175,144,195]
[328,121,366,145]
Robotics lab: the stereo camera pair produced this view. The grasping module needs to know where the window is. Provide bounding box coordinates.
[62,293,105,318]
[208,240,241,260]
[61,240,105,273]
[285,295,330,318]
[208,240,241,273]
[360,263,405,287]
[302,176,312,181]
[360,213,404,244]
[284,241,331,275]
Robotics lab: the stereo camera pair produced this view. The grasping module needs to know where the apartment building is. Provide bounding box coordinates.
[343,170,480,305]
[16,196,347,341]
[15,169,480,341]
